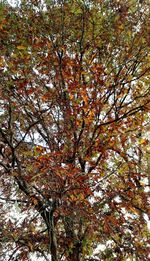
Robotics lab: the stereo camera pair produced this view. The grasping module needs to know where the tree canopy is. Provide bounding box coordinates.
[0,0,149,260]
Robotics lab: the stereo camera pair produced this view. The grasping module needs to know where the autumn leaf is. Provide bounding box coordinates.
[17,45,27,50]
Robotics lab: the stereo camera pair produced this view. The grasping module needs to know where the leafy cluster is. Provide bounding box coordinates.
[0,0,149,260]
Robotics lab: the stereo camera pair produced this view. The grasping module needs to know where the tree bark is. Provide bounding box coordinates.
[50,215,58,261]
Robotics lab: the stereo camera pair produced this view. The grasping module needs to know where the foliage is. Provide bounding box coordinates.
[0,0,149,260]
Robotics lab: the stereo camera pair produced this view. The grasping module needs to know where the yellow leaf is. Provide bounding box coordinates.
[0,57,4,67]
[139,138,148,145]
[118,24,124,30]
[129,207,139,215]
[89,53,97,64]
[78,193,84,200]
[17,45,26,50]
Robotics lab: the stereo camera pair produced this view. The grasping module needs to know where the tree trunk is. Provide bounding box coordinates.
[49,213,58,261]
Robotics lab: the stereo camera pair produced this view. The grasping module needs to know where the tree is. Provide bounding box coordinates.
[0,0,149,260]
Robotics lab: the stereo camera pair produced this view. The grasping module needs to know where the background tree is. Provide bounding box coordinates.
[0,0,149,260]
